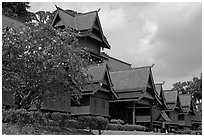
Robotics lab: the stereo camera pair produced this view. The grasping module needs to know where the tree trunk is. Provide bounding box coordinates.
[98,130,101,135]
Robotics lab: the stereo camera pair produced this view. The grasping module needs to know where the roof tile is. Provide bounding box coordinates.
[110,67,150,92]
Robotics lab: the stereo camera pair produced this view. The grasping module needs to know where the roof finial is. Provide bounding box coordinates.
[98,8,101,12]
[162,81,165,85]
[55,5,58,9]
[151,64,155,68]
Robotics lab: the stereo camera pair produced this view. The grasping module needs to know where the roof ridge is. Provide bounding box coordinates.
[56,6,75,17]
[101,52,132,66]
[132,66,152,70]
[76,10,98,16]
[111,66,151,74]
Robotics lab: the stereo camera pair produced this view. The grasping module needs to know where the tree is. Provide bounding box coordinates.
[2,22,92,109]
[2,2,33,22]
[172,74,202,114]
[92,116,109,135]
[172,74,202,101]
[34,11,56,25]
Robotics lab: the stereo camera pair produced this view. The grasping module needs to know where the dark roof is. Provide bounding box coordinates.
[110,67,151,92]
[85,63,107,83]
[54,7,97,30]
[80,63,118,98]
[178,94,192,113]
[101,52,132,66]
[2,14,26,30]
[52,6,110,49]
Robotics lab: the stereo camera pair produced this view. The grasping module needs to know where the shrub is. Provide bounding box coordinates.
[107,124,123,131]
[78,116,95,130]
[2,109,33,125]
[107,124,146,131]
[50,112,71,128]
[182,129,191,134]
[30,111,47,126]
[65,119,81,129]
[92,116,109,135]
[110,119,124,125]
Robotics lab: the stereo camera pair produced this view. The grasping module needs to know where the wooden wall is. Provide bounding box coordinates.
[79,37,101,55]
[90,91,110,117]
[169,111,178,124]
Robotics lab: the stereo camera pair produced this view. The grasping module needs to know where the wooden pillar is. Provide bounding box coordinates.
[150,105,153,131]
[132,101,135,125]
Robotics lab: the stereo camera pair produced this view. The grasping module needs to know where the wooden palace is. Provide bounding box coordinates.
[2,6,202,132]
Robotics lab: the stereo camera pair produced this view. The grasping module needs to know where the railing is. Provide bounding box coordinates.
[136,115,151,122]
[71,106,91,115]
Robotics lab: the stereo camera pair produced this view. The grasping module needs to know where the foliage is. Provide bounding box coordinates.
[34,10,56,24]
[78,116,95,130]
[65,119,81,129]
[92,116,109,135]
[107,124,123,131]
[2,2,33,22]
[172,74,202,100]
[107,123,146,131]
[172,74,202,114]
[2,22,92,109]
[50,112,71,128]
[110,119,124,125]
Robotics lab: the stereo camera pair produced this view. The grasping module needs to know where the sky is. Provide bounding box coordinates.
[28,2,202,90]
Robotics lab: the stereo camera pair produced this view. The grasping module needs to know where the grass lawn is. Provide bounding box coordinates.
[92,130,175,135]
[2,123,93,135]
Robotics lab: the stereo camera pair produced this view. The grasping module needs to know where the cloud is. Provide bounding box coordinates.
[28,2,202,89]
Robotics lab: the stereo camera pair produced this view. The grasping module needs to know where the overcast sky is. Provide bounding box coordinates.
[28,2,202,90]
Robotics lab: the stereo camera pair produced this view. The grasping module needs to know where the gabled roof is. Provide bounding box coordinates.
[110,67,151,92]
[163,90,178,110]
[51,6,110,49]
[178,94,192,113]
[80,63,118,98]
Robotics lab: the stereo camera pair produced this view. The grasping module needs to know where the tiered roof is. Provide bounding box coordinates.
[51,6,110,49]
[109,66,160,103]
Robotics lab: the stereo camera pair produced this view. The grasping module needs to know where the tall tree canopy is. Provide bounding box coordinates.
[2,2,34,22]
[172,74,202,102]
[2,22,92,109]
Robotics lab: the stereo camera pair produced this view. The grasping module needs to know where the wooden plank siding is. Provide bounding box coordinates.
[78,37,101,55]
[90,91,110,117]
[178,113,192,128]
[71,91,110,117]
